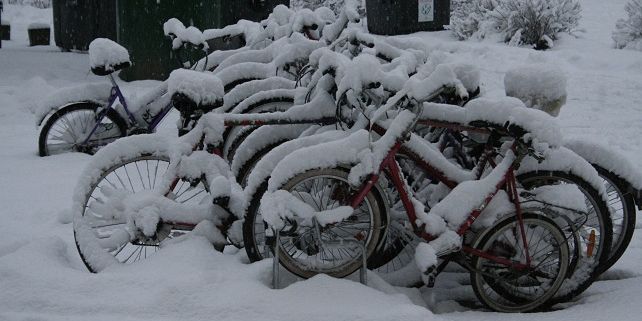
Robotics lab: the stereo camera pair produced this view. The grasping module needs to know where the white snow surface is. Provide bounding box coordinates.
[228,88,297,114]
[5,1,642,320]
[406,64,468,102]
[230,124,309,177]
[565,138,642,190]
[34,82,113,125]
[243,130,350,209]
[203,20,264,46]
[27,22,49,29]
[268,130,370,191]
[261,190,354,230]
[426,152,516,232]
[163,18,207,49]
[464,96,563,147]
[222,77,296,112]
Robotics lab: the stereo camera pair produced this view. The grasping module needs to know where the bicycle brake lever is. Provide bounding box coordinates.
[529,148,545,163]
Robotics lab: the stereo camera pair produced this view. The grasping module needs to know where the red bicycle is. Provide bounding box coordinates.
[259,96,574,312]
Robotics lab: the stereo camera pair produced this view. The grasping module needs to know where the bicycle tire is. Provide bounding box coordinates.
[39,103,127,156]
[272,168,385,278]
[470,213,570,312]
[223,99,295,163]
[74,150,210,273]
[593,165,637,271]
[244,168,389,276]
[517,171,612,303]
[235,140,288,187]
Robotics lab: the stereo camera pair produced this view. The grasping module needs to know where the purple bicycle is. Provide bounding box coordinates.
[35,36,210,156]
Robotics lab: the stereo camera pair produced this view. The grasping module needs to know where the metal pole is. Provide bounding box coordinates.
[115,0,120,44]
[271,227,368,288]
[272,229,280,289]
[360,241,367,285]
[323,238,368,286]
[0,0,3,49]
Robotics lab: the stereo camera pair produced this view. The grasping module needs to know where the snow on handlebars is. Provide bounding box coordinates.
[164,18,209,51]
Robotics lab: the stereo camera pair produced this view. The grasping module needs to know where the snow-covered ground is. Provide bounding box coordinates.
[2,1,642,320]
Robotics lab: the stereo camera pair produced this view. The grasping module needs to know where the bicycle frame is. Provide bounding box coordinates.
[353,120,534,271]
[80,75,172,146]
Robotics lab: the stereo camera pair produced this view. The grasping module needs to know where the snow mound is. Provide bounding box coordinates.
[505,64,568,116]
[565,138,642,189]
[168,69,224,107]
[27,22,49,29]
[0,236,436,321]
[35,83,112,126]
[88,38,131,72]
[261,190,354,230]
[163,18,207,50]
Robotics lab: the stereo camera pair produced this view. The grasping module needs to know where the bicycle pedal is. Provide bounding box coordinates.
[423,266,437,288]
[426,274,436,288]
[212,196,230,207]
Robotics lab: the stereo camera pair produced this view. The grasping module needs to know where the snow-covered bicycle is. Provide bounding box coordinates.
[66,8,632,310]
[257,79,585,312]
[70,57,347,272]
[35,5,349,156]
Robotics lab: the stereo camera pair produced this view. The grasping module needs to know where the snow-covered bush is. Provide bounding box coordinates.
[504,64,568,116]
[450,0,581,48]
[291,0,364,15]
[493,0,581,47]
[450,0,499,40]
[292,0,343,14]
[7,0,51,9]
[613,0,642,51]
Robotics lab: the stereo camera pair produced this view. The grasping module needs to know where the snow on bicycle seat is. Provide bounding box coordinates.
[88,38,131,76]
[464,96,562,147]
[168,69,224,111]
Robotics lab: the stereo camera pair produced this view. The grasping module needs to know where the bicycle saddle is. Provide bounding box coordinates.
[91,61,132,76]
[88,38,132,76]
[171,92,222,115]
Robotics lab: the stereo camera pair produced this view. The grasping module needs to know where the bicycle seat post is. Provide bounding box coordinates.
[108,73,119,89]
[106,73,136,125]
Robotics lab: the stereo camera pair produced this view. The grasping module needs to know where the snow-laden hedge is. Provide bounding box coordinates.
[613,0,642,51]
[450,0,498,41]
[6,0,51,9]
[292,0,345,14]
[450,0,581,48]
[291,0,364,15]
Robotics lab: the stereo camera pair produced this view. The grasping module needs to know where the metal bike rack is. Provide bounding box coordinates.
[272,228,368,289]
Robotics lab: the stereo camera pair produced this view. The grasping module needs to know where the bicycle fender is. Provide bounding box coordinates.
[565,138,642,208]
[35,83,112,126]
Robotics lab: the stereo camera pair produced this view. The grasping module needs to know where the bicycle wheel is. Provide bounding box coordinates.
[235,140,287,187]
[470,214,570,312]
[243,180,273,263]
[594,165,637,271]
[517,171,612,303]
[223,99,294,163]
[262,168,385,279]
[39,103,127,156]
[74,153,210,273]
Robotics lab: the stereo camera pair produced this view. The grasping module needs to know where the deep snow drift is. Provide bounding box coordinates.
[2,1,642,320]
